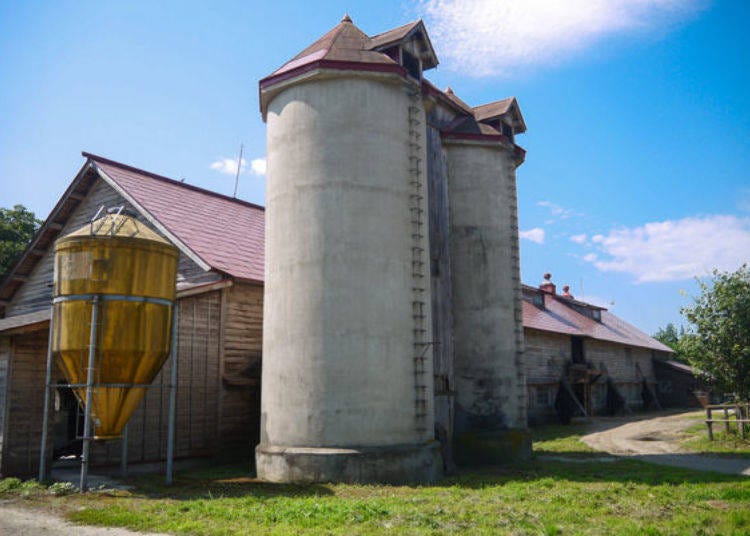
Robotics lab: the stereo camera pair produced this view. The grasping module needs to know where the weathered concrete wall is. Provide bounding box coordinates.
[259,73,440,483]
[444,140,528,462]
[524,329,569,385]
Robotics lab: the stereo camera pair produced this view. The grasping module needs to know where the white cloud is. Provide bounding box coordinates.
[537,200,574,221]
[581,295,615,309]
[520,227,545,244]
[419,0,704,76]
[570,233,588,244]
[249,157,267,176]
[584,215,750,283]
[210,156,266,177]
[210,157,245,176]
[582,253,598,262]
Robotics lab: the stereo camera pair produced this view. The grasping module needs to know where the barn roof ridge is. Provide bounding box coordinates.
[82,152,265,212]
[521,285,672,353]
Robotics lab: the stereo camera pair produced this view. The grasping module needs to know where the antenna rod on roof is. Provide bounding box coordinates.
[233,143,244,198]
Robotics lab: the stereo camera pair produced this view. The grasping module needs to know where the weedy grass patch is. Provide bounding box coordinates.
[681,421,750,458]
[1,424,748,535]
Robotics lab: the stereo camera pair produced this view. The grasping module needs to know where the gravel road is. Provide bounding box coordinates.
[581,411,750,476]
[0,504,169,535]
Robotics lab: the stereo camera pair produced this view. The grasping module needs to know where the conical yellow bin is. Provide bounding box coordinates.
[52,210,178,439]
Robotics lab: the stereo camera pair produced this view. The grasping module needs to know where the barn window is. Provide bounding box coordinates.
[536,387,550,407]
[571,336,585,364]
[532,293,544,308]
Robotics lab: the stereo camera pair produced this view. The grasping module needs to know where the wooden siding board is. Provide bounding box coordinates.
[426,122,456,441]
[524,328,662,422]
[219,283,262,453]
[0,290,223,474]
[0,330,53,477]
[5,177,211,318]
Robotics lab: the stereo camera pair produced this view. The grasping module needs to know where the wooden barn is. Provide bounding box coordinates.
[521,276,674,424]
[0,153,265,477]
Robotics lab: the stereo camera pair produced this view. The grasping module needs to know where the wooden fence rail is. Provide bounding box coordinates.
[705,403,750,440]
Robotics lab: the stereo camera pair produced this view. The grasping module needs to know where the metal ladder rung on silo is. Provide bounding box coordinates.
[407,86,429,434]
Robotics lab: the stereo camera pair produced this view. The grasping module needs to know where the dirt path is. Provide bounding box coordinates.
[0,504,170,535]
[581,411,750,476]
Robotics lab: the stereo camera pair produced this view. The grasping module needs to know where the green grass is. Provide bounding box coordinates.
[529,421,599,457]
[2,424,749,535]
[681,421,750,458]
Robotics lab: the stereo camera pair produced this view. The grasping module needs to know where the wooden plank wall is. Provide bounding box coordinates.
[0,330,53,477]
[524,327,661,422]
[0,337,9,453]
[5,177,211,318]
[426,119,456,441]
[218,282,263,454]
[92,290,222,464]
[0,285,260,476]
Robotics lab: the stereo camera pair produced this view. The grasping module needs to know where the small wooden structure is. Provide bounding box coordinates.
[705,403,750,440]
[0,155,264,477]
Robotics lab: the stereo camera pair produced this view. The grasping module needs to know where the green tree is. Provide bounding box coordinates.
[681,265,750,400]
[0,205,41,278]
[653,323,680,349]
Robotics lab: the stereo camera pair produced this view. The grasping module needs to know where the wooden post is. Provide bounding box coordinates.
[740,404,747,440]
[706,407,713,441]
[80,296,100,492]
[724,407,730,434]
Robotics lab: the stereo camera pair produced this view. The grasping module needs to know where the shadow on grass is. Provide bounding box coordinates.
[119,453,748,504]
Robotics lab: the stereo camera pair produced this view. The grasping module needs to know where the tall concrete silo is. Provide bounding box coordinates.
[442,98,532,464]
[256,16,442,483]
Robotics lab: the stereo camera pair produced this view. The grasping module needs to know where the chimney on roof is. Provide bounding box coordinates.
[540,272,556,294]
[562,285,574,299]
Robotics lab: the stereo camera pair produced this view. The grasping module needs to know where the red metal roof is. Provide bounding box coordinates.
[86,154,265,283]
[522,286,673,352]
[267,17,398,80]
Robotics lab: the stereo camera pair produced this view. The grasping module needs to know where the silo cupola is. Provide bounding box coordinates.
[367,19,439,80]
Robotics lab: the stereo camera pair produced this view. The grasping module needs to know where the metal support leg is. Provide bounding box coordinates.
[80,296,100,492]
[120,424,128,479]
[38,315,56,483]
[166,305,179,485]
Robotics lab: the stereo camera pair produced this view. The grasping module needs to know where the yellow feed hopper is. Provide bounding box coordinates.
[52,210,178,439]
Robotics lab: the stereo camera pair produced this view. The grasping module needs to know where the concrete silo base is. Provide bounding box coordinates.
[453,429,533,466]
[256,442,443,484]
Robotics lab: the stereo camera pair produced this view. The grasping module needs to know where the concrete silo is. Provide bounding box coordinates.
[442,97,531,463]
[256,16,442,483]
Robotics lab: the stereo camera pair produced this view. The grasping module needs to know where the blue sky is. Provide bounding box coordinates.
[1,0,748,334]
